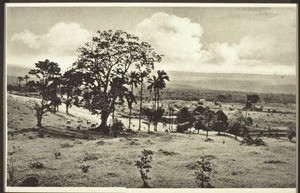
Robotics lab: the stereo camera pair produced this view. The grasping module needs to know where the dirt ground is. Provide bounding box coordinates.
[6,94,297,188]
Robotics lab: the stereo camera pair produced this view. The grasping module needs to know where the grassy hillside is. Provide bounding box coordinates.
[6,94,296,188]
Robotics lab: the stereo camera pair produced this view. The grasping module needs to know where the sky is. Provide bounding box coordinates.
[6,4,297,75]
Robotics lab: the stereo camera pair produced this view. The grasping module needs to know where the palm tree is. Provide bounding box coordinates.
[156,70,169,109]
[24,75,30,95]
[17,76,24,91]
[128,72,139,130]
[138,71,148,131]
[147,75,158,110]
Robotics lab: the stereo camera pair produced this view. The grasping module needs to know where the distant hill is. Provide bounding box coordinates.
[6,64,296,94]
[165,71,296,94]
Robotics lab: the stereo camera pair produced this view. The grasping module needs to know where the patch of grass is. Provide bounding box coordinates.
[83,152,98,162]
[157,149,177,156]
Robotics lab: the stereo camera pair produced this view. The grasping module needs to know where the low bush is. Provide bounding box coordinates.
[135,149,154,188]
[195,158,216,188]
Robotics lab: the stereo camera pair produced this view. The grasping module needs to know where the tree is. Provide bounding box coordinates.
[212,110,229,135]
[24,75,30,95]
[17,76,23,91]
[61,69,82,115]
[156,70,169,109]
[138,71,148,131]
[141,107,156,133]
[176,107,193,124]
[26,59,61,127]
[25,80,37,92]
[228,111,250,139]
[128,71,140,130]
[247,94,260,108]
[147,75,159,110]
[72,30,162,133]
[215,94,227,103]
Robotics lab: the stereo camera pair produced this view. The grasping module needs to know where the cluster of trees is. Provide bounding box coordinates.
[23,30,170,135]
[161,88,296,104]
[175,106,252,139]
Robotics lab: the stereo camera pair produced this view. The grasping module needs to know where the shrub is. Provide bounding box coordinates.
[195,158,215,188]
[286,123,296,141]
[240,135,267,146]
[135,149,154,188]
[110,119,125,137]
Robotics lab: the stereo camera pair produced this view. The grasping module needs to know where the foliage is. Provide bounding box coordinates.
[195,158,215,188]
[194,107,215,137]
[177,122,192,133]
[228,111,250,139]
[247,94,260,105]
[26,59,61,127]
[176,107,194,124]
[110,118,125,137]
[240,135,267,146]
[72,30,162,133]
[61,69,82,114]
[286,123,296,141]
[141,107,164,133]
[135,149,154,188]
[160,87,296,104]
[212,110,229,134]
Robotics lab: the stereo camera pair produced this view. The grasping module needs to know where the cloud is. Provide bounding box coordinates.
[9,22,92,71]
[11,29,40,49]
[10,22,92,55]
[135,12,209,64]
[135,12,296,75]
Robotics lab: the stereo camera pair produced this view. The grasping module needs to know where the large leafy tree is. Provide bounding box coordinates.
[72,30,162,133]
[26,59,61,127]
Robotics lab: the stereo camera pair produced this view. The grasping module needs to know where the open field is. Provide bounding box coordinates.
[6,93,296,188]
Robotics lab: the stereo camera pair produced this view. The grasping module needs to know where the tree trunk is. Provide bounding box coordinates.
[98,110,110,134]
[198,129,200,134]
[66,103,69,115]
[37,111,42,127]
[148,122,150,134]
[138,82,143,131]
[157,90,160,110]
[129,107,132,130]
[206,130,208,138]
[129,84,133,130]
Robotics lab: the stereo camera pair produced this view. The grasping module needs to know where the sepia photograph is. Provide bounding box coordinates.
[4,3,297,192]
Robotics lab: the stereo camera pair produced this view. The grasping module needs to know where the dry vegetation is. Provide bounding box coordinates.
[6,93,296,188]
